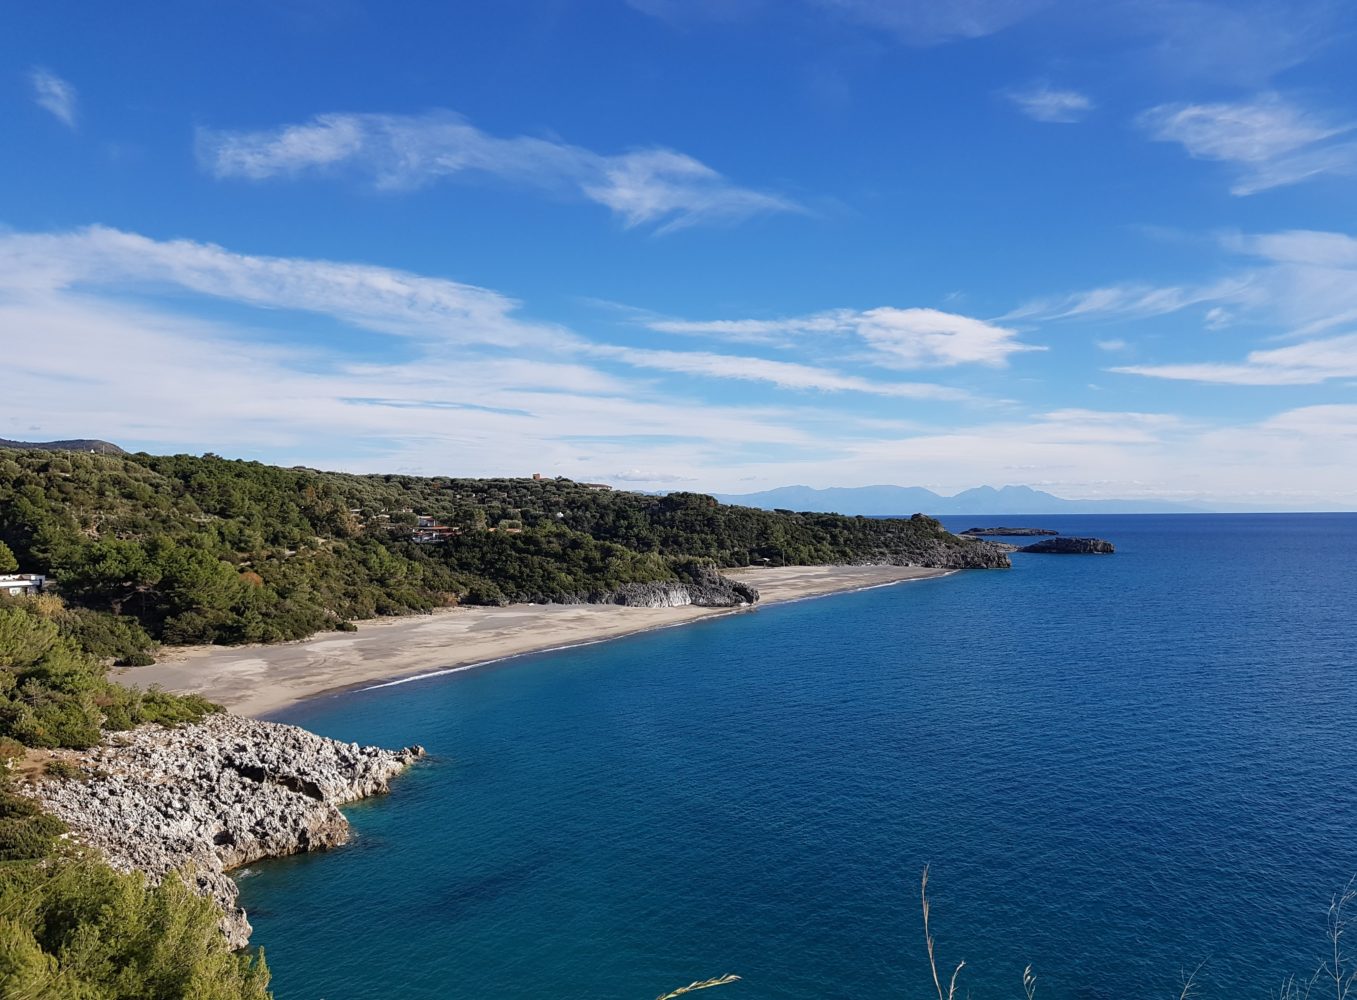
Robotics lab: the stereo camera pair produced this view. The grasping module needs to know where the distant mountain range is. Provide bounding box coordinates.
[710,484,1206,515]
[0,437,126,455]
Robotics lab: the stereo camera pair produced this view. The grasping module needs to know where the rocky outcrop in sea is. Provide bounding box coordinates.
[28,713,424,949]
[1022,537,1115,554]
[960,527,1060,536]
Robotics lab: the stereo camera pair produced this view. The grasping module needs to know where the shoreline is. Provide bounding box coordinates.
[115,565,953,718]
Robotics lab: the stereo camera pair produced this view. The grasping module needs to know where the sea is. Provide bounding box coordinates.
[239,514,1357,1000]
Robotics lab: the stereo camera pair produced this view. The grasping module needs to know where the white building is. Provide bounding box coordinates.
[1,574,45,597]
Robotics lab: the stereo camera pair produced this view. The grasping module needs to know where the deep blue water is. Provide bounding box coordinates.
[242,514,1357,1000]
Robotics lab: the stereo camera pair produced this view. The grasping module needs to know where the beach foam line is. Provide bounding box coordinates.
[355,606,749,693]
[354,570,954,695]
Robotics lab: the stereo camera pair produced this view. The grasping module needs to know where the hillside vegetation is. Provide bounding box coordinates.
[0,449,1005,652]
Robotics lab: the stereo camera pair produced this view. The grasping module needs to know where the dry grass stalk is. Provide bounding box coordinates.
[1277,878,1357,1000]
[921,865,965,1000]
[1178,960,1206,1000]
[654,973,741,1000]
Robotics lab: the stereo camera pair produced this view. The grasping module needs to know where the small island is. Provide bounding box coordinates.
[1021,537,1115,554]
[960,527,1060,536]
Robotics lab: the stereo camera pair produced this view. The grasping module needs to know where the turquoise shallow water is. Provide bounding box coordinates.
[242,514,1357,1000]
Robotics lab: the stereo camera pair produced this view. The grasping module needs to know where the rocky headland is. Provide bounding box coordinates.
[845,516,1013,568]
[27,713,424,948]
[1022,537,1115,554]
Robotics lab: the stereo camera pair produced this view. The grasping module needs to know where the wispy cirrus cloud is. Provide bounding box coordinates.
[809,0,1052,44]
[197,110,801,233]
[644,306,1041,368]
[1137,93,1357,194]
[628,0,1052,43]
[590,344,975,399]
[0,225,572,350]
[1006,227,1357,338]
[1003,279,1255,323]
[1113,332,1357,385]
[29,68,77,128]
[1136,0,1342,85]
[1005,82,1094,123]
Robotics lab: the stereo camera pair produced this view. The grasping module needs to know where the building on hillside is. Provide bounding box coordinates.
[1,573,45,597]
[582,483,612,491]
[411,515,461,544]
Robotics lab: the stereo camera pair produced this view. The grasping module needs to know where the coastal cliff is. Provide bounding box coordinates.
[27,713,424,949]
[605,564,760,608]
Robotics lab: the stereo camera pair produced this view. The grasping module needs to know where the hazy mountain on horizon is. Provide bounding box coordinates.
[0,437,126,455]
[710,483,1209,515]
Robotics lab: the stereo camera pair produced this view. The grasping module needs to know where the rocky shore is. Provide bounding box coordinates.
[27,713,424,948]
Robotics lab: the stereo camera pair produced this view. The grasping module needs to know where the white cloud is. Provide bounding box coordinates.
[198,111,800,232]
[810,0,1052,44]
[1005,83,1094,123]
[1137,0,1338,85]
[610,468,697,483]
[854,307,1042,367]
[29,68,77,128]
[592,344,975,399]
[1113,332,1357,385]
[1137,93,1357,194]
[1230,229,1357,268]
[1226,229,1357,337]
[1007,227,1357,341]
[645,306,1040,368]
[0,225,571,350]
[1003,279,1251,323]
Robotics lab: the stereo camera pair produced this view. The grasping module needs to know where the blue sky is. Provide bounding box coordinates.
[4,0,1357,507]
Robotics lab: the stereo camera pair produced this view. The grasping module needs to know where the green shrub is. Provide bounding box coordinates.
[43,758,83,781]
[56,607,156,662]
[0,861,271,999]
[0,603,216,748]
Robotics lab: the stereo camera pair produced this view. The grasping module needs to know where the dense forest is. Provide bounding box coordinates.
[0,448,1005,655]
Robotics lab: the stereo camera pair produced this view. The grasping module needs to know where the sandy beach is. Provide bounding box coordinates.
[115,565,951,718]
